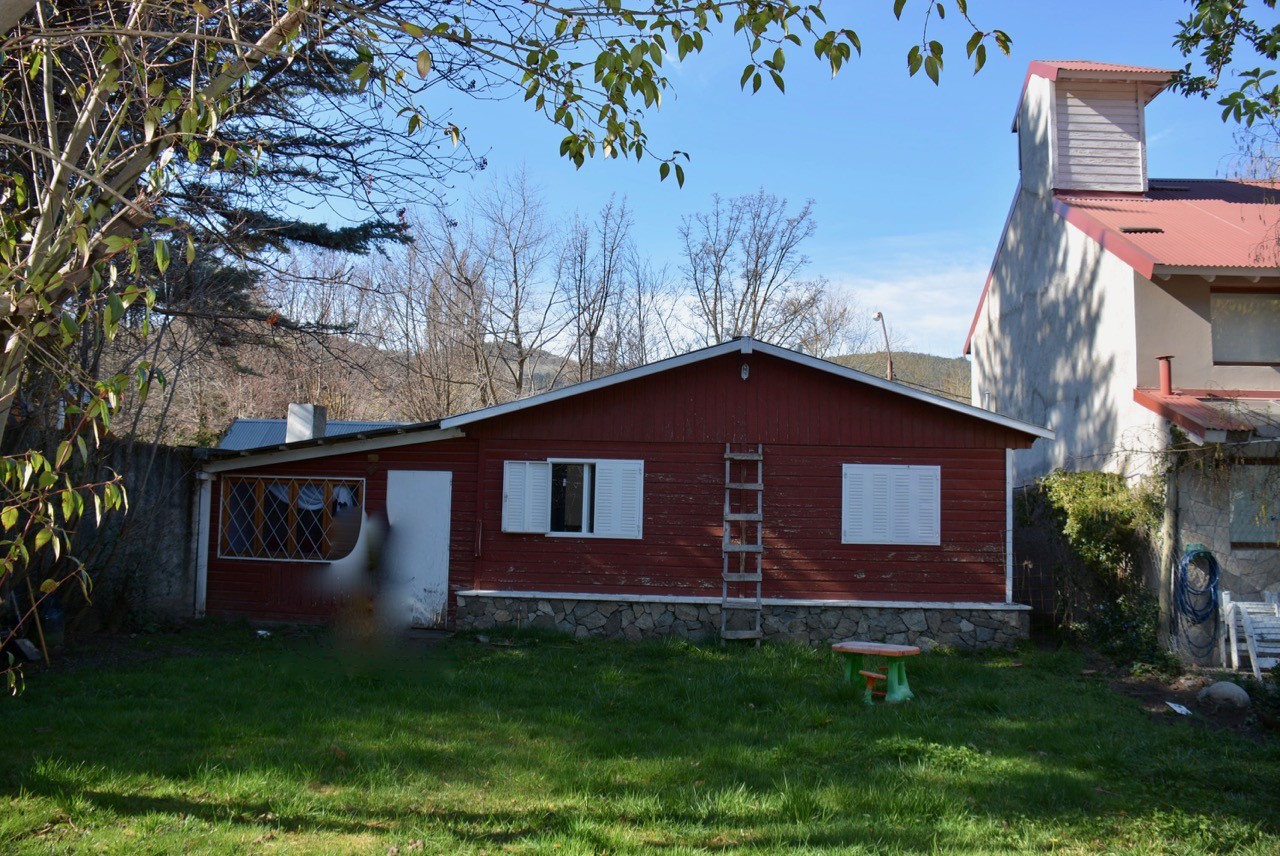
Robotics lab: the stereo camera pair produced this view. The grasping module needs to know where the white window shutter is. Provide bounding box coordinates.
[842,464,940,545]
[502,461,551,533]
[594,459,644,539]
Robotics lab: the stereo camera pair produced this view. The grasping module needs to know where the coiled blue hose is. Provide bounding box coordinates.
[1174,544,1219,659]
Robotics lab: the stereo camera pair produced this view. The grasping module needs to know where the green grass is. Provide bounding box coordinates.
[1,625,1277,854]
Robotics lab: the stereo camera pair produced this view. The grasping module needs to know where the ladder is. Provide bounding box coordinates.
[721,443,763,643]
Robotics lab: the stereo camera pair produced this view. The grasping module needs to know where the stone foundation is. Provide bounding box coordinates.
[454,591,1029,650]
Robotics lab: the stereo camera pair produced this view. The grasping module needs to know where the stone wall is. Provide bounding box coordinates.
[1177,467,1280,601]
[455,592,1029,650]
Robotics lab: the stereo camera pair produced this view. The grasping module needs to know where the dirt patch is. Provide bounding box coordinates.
[1105,668,1271,741]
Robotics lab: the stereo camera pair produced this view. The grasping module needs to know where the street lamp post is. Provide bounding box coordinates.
[873,311,894,381]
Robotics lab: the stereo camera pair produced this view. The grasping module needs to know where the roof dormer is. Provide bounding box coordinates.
[1013,61,1173,196]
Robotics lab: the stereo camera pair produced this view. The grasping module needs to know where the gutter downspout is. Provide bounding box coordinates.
[1006,448,1015,604]
[193,473,212,617]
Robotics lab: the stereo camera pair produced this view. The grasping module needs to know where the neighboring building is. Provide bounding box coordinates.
[194,338,1051,648]
[965,60,1280,603]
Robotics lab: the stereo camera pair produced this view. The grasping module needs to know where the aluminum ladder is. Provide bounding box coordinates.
[721,443,763,643]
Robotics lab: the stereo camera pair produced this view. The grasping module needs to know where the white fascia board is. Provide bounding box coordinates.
[455,589,1031,611]
[439,339,749,429]
[201,427,465,473]
[1153,265,1280,281]
[437,337,1053,441]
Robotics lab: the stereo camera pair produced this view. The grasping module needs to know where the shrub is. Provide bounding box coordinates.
[1037,470,1171,668]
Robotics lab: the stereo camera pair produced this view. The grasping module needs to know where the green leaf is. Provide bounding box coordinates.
[154,239,170,274]
[924,55,940,85]
[416,49,433,78]
[893,0,908,19]
[401,21,425,38]
[965,30,983,58]
[1,507,16,531]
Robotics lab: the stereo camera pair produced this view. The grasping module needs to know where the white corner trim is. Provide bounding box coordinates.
[194,478,212,617]
[454,589,1031,611]
[202,427,465,473]
[1006,448,1014,604]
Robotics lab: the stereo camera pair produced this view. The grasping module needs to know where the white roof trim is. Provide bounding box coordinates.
[202,427,465,473]
[438,338,1053,440]
[455,589,1030,611]
[1153,265,1280,280]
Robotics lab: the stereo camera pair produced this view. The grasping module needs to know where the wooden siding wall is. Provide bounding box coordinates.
[476,441,1008,601]
[1054,82,1145,192]
[204,440,479,622]
[204,353,1029,620]
[467,354,1020,602]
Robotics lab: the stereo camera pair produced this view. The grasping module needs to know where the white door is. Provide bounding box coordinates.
[385,470,452,627]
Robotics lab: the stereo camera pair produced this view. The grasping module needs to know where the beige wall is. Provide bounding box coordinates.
[1135,274,1280,391]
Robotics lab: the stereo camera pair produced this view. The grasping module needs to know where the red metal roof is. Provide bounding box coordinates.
[1055,180,1280,277]
[1033,60,1176,77]
[1133,388,1280,441]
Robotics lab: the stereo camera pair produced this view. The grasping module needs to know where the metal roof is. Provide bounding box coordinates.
[218,418,408,450]
[1034,60,1176,77]
[1133,388,1280,442]
[1054,179,1280,277]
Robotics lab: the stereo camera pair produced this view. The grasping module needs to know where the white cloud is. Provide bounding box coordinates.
[826,261,989,357]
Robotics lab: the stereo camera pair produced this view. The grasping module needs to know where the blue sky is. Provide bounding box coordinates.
[400,1,1243,356]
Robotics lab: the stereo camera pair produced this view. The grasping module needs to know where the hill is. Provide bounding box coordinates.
[834,351,970,403]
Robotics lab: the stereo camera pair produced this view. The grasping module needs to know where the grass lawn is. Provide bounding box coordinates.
[1,625,1278,854]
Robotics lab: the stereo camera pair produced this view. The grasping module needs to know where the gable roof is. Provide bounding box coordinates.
[218,418,408,451]
[1012,60,1174,131]
[203,338,1052,472]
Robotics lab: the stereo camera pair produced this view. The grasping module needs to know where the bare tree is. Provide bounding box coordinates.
[558,196,636,381]
[476,172,569,400]
[680,190,829,349]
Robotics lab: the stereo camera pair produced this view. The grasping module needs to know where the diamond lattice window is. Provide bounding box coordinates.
[220,476,363,560]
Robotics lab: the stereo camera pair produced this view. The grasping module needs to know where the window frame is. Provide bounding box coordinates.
[1230,462,1280,549]
[217,474,365,562]
[502,457,644,540]
[1210,288,1280,367]
[548,458,596,536]
[840,463,941,547]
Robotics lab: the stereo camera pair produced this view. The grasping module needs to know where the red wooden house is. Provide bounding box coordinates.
[195,338,1051,648]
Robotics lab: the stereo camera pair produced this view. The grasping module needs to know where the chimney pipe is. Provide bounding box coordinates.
[286,403,327,443]
[1155,355,1174,396]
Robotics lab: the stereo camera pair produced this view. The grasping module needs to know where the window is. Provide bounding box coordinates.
[502,459,643,538]
[220,476,363,560]
[841,464,940,546]
[1211,291,1280,365]
[1231,465,1280,548]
